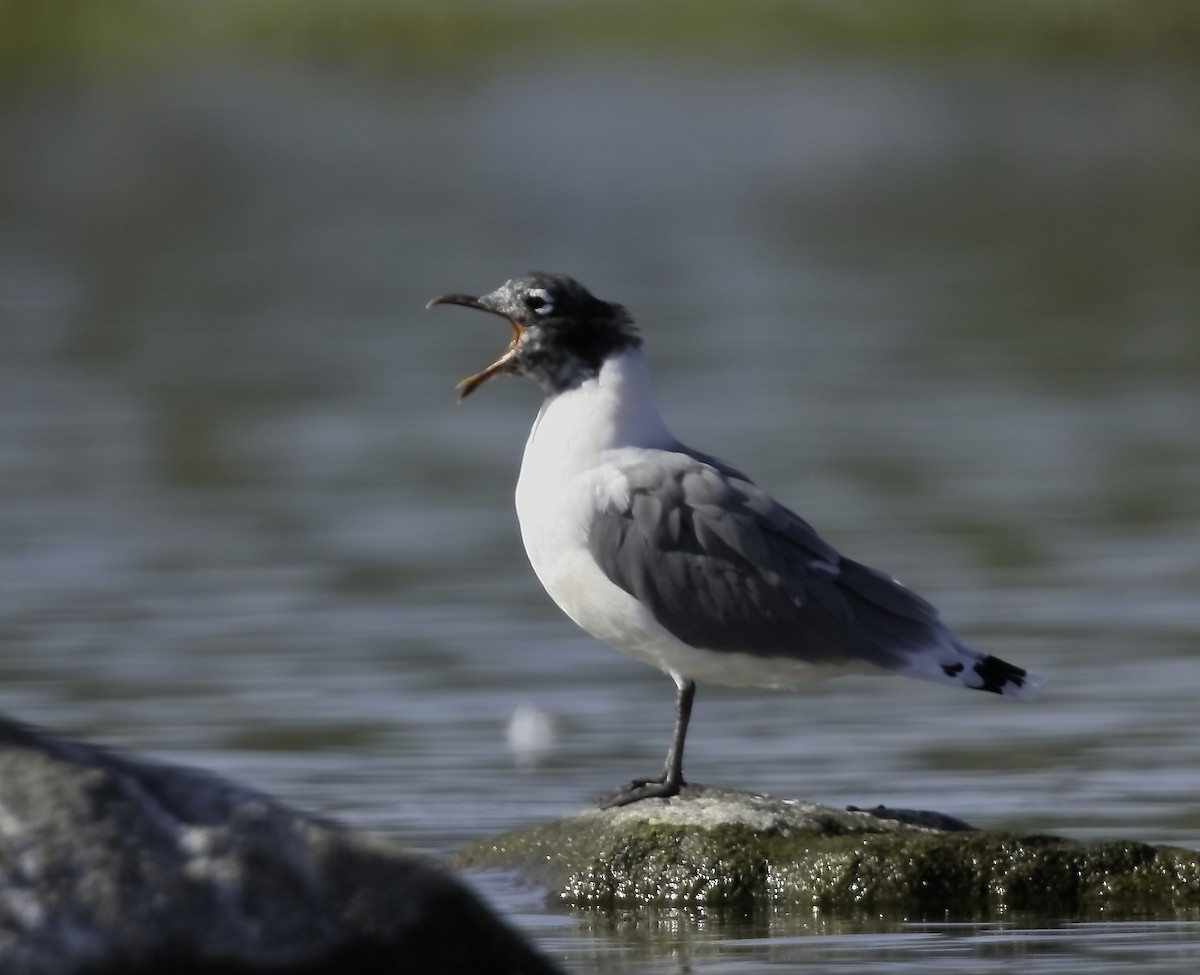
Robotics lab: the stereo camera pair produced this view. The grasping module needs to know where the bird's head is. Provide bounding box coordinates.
[427,272,640,399]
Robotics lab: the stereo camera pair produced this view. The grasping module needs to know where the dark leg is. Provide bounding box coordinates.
[600,679,695,808]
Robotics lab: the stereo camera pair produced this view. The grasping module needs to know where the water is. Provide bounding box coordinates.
[2,59,1199,972]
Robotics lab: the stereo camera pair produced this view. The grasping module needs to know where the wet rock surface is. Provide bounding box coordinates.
[0,716,560,975]
[456,784,1200,919]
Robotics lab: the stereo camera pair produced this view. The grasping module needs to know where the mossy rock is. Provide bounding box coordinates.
[455,785,1200,920]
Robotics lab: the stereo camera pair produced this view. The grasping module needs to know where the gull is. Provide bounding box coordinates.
[427,273,1039,807]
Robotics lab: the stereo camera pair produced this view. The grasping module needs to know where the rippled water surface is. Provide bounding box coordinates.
[2,60,1199,972]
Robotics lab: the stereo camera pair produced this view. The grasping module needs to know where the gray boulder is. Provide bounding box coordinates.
[0,716,561,975]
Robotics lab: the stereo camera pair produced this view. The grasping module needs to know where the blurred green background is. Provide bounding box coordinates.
[4,0,1200,76]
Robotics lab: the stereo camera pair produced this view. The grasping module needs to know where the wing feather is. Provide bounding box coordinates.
[587,448,953,671]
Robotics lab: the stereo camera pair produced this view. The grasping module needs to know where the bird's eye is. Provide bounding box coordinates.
[526,288,554,316]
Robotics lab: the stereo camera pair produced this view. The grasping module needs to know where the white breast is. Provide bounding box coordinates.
[514,352,679,662]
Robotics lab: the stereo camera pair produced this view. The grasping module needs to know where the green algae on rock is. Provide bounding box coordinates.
[455,785,1200,920]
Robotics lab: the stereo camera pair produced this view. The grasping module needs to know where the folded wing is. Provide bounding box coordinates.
[586,446,1025,692]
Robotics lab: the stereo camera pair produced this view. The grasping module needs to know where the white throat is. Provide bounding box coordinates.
[523,349,674,473]
[514,349,674,589]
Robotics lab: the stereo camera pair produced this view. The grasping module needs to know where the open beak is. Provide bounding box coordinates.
[425,293,525,401]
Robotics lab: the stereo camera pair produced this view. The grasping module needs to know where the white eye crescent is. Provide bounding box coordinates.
[526,288,554,316]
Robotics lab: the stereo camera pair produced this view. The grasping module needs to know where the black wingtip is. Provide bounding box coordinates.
[973,654,1030,696]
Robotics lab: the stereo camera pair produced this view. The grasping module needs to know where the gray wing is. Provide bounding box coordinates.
[586,446,951,670]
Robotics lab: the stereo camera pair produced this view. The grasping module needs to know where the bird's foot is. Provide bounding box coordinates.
[598,775,685,809]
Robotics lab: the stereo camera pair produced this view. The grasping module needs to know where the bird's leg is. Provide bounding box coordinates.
[649,677,694,786]
[600,678,695,808]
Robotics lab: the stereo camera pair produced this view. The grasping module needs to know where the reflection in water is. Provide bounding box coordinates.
[540,906,1200,972]
[1,61,1199,972]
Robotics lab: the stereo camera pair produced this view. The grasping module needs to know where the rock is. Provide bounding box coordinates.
[455,784,1200,919]
[844,803,976,832]
[0,716,562,975]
